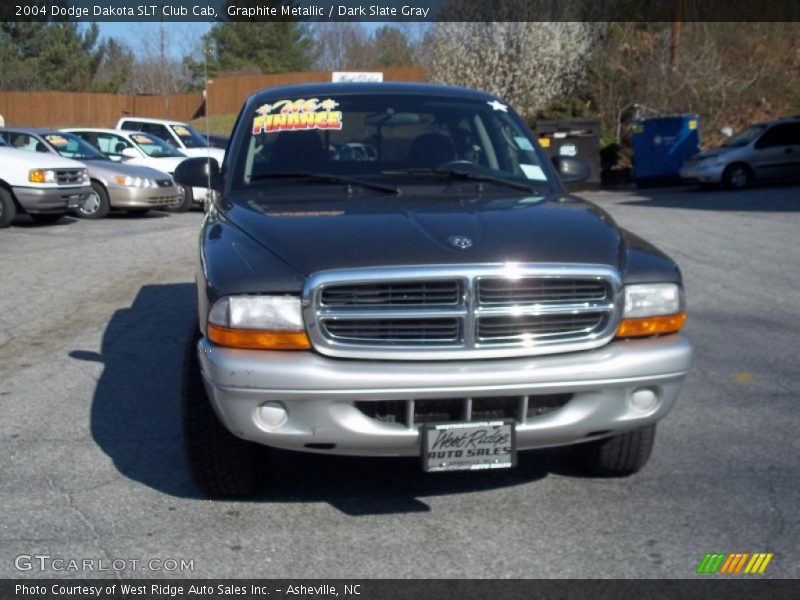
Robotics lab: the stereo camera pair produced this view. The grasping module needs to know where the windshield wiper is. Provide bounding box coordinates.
[251,171,400,195]
[386,167,538,193]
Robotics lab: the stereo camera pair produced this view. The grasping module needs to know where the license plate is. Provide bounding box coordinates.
[421,420,516,472]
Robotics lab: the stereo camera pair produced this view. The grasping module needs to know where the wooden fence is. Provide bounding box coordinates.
[0,91,203,128]
[0,66,426,128]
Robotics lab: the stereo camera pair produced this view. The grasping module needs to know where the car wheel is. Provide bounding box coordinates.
[723,164,751,189]
[29,213,65,225]
[168,185,194,213]
[182,326,266,497]
[76,182,110,219]
[0,188,16,228]
[576,425,656,477]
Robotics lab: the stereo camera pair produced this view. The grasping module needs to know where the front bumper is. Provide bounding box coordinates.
[680,163,725,183]
[12,185,92,214]
[198,335,693,457]
[107,184,180,209]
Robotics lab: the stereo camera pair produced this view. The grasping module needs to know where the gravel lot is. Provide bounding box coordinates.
[1,184,798,579]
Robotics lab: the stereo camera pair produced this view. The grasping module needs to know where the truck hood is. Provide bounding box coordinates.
[0,146,86,169]
[223,191,625,277]
[182,147,226,162]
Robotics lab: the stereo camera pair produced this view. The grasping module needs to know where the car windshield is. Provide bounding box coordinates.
[170,123,208,149]
[128,132,185,157]
[723,125,766,147]
[44,133,106,160]
[232,93,553,193]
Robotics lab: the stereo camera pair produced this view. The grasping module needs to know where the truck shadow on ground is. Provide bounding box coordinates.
[76,283,589,516]
[611,182,800,212]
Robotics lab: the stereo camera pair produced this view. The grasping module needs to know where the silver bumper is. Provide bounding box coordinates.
[680,164,725,183]
[13,185,92,213]
[198,335,693,456]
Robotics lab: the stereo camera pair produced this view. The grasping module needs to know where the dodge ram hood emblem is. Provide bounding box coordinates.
[449,235,473,250]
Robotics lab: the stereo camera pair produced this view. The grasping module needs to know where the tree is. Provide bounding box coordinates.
[186,3,316,82]
[91,39,134,93]
[421,21,600,118]
[0,22,103,91]
[372,26,416,67]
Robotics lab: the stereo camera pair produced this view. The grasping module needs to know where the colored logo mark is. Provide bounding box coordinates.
[696,552,773,574]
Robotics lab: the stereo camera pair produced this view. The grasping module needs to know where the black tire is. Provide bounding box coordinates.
[29,213,65,225]
[0,188,16,228]
[75,182,110,219]
[576,425,657,477]
[722,163,751,189]
[168,185,194,213]
[182,327,266,497]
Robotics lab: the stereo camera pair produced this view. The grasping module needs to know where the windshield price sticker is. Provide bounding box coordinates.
[132,134,153,145]
[252,98,343,135]
[422,420,517,472]
[173,125,191,137]
[44,135,69,146]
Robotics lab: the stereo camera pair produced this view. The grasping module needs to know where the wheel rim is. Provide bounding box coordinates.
[731,168,747,188]
[81,192,101,215]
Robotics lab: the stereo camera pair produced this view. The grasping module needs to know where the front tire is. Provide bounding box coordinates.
[722,163,751,189]
[182,327,266,497]
[168,185,193,213]
[76,182,110,219]
[0,188,16,228]
[576,425,656,477]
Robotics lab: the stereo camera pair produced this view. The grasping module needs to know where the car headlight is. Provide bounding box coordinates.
[616,283,686,338]
[28,169,56,183]
[698,157,720,168]
[82,169,90,184]
[207,295,310,350]
[115,176,155,188]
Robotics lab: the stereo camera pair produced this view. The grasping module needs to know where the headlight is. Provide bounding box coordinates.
[698,157,720,169]
[28,169,56,183]
[616,283,686,338]
[207,295,310,350]
[115,176,154,188]
[82,169,90,183]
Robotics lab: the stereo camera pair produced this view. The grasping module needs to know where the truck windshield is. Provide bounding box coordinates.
[232,94,552,192]
[170,123,208,149]
[129,132,185,158]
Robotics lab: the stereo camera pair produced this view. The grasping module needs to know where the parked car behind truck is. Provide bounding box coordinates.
[0,128,180,219]
[0,140,91,228]
[680,117,800,188]
[175,82,693,497]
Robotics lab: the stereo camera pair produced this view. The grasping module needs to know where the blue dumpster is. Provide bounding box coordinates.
[632,115,699,186]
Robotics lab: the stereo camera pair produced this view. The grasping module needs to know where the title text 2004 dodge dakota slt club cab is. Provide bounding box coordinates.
[175,83,693,497]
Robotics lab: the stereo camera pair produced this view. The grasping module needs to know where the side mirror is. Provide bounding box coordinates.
[551,155,590,184]
[121,147,139,159]
[174,156,222,191]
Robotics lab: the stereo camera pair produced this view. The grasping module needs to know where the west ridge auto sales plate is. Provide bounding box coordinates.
[422,420,517,472]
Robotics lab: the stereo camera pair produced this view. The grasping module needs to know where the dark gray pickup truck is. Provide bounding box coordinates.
[176,82,692,497]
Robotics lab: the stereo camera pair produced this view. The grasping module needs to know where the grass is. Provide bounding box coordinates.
[189,114,238,137]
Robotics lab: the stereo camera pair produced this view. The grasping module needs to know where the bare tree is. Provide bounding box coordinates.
[312,23,373,70]
[422,22,600,117]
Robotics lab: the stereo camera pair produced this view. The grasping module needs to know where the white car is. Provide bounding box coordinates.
[63,128,211,212]
[0,144,91,228]
[116,117,226,164]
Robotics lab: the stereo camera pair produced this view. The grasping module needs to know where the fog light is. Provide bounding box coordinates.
[257,401,288,429]
[630,388,658,412]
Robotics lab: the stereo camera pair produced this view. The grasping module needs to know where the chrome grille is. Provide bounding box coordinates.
[321,280,460,307]
[304,264,621,360]
[323,318,460,343]
[477,278,607,305]
[56,169,84,185]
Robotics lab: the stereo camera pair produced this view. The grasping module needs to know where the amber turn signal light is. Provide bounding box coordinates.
[207,324,311,350]
[615,312,686,338]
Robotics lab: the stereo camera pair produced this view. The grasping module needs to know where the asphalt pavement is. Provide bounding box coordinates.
[0,184,798,579]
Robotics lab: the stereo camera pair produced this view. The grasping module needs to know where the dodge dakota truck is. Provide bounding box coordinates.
[175,83,693,497]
